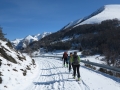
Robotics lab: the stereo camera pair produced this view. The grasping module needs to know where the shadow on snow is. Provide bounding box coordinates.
[33,79,75,85]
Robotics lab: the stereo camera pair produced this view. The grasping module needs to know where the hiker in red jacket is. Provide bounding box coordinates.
[62,52,68,67]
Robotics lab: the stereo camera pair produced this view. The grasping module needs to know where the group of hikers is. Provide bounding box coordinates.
[62,51,80,81]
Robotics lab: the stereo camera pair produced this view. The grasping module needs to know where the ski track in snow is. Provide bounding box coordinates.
[25,57,120,90]
[25,57,82,90]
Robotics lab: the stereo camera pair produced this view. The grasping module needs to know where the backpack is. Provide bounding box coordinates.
[63,52,68,58]
[73,55,79,65]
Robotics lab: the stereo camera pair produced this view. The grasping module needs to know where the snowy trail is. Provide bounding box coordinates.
[25,57,82,90]
[25,57,120,90]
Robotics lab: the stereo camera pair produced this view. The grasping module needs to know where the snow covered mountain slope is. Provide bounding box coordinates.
[0,40,38,90]
[63,19,82,29]
[11,32,51,50]
[63,4,120,29]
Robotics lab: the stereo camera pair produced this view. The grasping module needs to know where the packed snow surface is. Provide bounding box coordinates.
[25,56,120,90]
[1,49,120,90]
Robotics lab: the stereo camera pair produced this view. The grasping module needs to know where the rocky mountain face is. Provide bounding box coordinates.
[0,39,36,88]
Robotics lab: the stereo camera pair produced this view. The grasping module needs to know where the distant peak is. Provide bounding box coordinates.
[62,4,120,29]
[104,4,120,7]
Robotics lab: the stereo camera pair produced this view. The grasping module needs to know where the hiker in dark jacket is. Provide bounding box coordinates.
[72,51,80,81]
[62,52,68,67]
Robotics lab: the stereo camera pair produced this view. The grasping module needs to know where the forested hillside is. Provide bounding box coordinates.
[28,19,120,53]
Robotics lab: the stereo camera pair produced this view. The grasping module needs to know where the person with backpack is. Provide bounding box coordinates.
[72,51,80,81]
[62,51,68,67]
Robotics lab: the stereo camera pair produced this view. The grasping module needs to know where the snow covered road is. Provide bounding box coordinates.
[25,57,82,90]
[24,57,120,90]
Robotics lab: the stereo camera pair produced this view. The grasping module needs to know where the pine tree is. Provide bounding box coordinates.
[0,27,6,40]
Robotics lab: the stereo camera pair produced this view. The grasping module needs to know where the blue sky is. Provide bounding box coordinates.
[0,0,120,40]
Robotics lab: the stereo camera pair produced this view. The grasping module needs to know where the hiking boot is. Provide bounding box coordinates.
[78,78,80,81]
[73,76,75,79]
[65,64,68,67]
[66,64,68,67]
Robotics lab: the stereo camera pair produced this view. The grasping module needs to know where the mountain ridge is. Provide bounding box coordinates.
[11,32,51,50]
[63,4,120,30]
